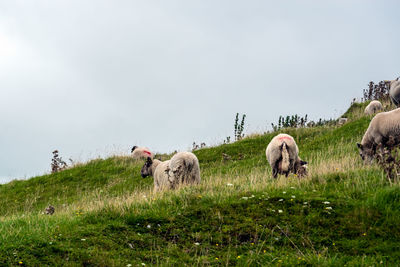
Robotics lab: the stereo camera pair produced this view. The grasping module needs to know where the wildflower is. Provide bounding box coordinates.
[251,242,254,245]
[250,195,255,198]
[279,199,284,202]
[282,191,286,194]
[303,202,308,205]
[194,242,200,246]
[278,259,282,263]
[278,210,283,213]
[49,242,53,245]
[363,233,367,236]
[19,262,23,265]
[325,207,333,210]
[333,243,335,246]
[147,224,151,229]
[216,243,219,246]
[237,256,241,259]
[291,195,296,198]
[290,187,295,189]
[141,263,146,266]
[227,183,233,186]
[263,250,266,253]
[81,239,86,241]
[127,264,132,267]
[242,197,249,200]
[323,201,330,205]
[215,258,219,260]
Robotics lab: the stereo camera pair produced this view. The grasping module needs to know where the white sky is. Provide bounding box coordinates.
[1,0,399,182]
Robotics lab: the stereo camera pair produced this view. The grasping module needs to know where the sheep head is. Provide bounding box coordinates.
[141,157,153,178]
[131,146,138,153]
[357,143,374,163]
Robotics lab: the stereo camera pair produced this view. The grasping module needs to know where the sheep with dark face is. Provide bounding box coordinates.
[357,107,400,163]
[168,152,201,188]
[266,134,307,178]
[131,146,154,159]
[385,77,400,107]
[364,100,383,115]
[141,157,172,191]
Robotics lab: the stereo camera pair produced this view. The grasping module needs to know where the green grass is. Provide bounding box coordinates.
[0,102,399,266]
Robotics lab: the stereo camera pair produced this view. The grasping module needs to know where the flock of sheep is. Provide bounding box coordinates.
[131,77,400,191]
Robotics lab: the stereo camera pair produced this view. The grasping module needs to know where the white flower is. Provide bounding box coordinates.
[282,191,286,194]
[194,242,200,246]
[279,199,284,202]
[127,264,132,267]
[81,239,86,241]
[49,242,53,245]
[290,187,295,189]
[323,201,330,205]
[250,195,255,198]
[303,202,308,205]
[278,210,283,213]
[291,195,296,198]
[147,224,151,229]
[242,197,249,200]
[325,207,333,210]
[227,183,233,186]
[141,264,146,266]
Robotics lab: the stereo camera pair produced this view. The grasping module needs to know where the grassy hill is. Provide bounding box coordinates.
[0,102,399,266]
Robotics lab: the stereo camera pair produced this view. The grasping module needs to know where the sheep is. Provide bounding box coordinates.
[266,133,307,178]
[131,146,154,159]
[364,100,383,115]
[357,107,400,163]
[338,118,348,125]
[140,157,172,191]
[385,78,400,107]
[168,152,201,188]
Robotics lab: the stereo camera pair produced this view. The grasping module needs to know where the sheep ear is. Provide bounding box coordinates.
[146,157,153,164]
[131,146,137,153]
[357,143,362,149]
[300,160,307,166]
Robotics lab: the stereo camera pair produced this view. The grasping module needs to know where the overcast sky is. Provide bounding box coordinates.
[0,0,399,182]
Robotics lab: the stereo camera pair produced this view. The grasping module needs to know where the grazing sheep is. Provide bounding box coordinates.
[168,152,201,188]
[141,157,172,191]
[266,134,307,178]
[357,107,400,163]
[338,118,348,125]
[364,100,383,115]
[385,78,400,107]
[131,146,154,159]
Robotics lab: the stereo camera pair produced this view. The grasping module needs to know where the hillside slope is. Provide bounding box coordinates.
[0,102,399,266]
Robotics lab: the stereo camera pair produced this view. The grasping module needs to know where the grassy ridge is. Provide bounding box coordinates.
[0,103,399,266]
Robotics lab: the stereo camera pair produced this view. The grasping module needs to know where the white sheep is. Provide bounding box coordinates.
[386,78,400,107]
[131,146,154,159]
[364,100,383,115]
[168,152,201,188]
[357,107,400,162]
[140,157,172,191]
[266,133,307,178]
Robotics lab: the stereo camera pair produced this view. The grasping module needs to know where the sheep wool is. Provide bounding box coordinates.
[389,79,400,107]
[364,100,383,115]
[140,158,172,191]
[266,133,307,178]
[131,146,154,159]
[168,152,201,188]
[358,107,400,162]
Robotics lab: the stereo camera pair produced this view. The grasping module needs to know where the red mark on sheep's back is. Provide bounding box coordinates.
[143,151,152,156]
[277,136,293,141]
